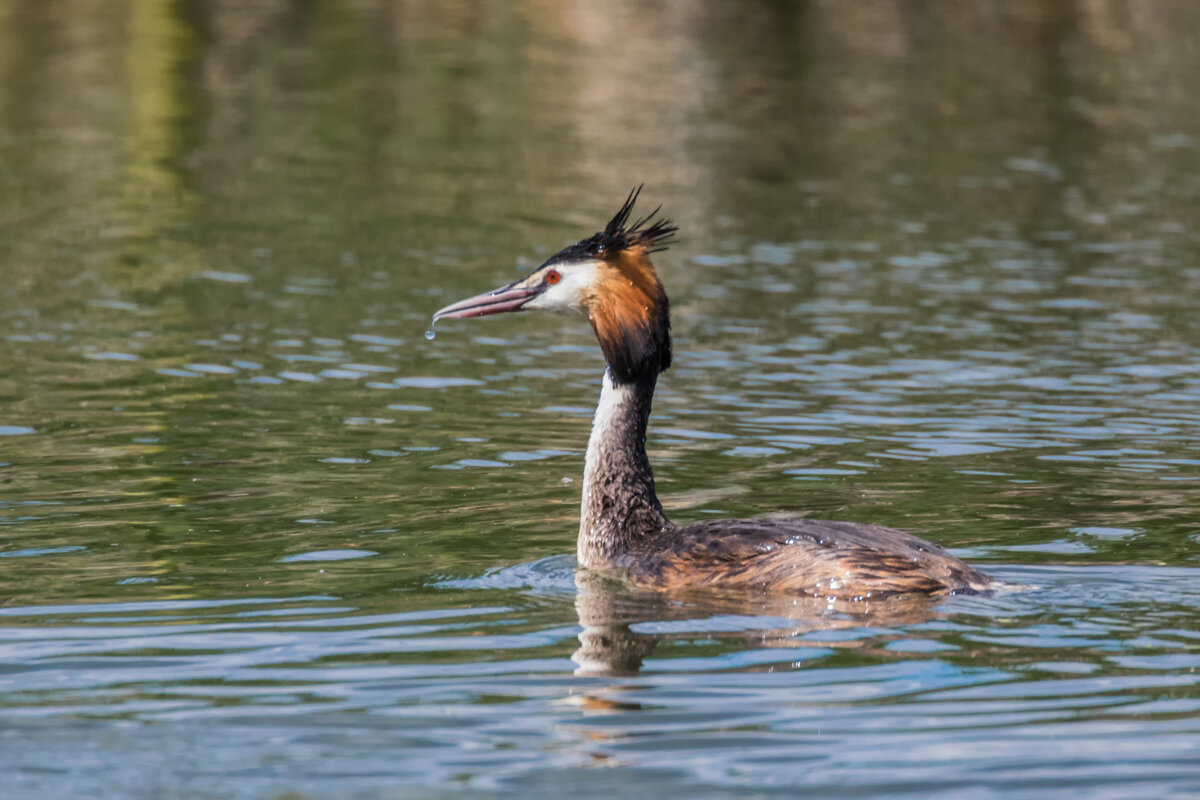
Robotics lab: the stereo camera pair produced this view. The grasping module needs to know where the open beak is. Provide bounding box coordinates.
[433,282,541,321]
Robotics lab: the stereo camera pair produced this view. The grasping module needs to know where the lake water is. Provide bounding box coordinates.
[2,2,1200,798]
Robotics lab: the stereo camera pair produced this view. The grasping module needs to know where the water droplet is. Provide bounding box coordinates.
[425,329,436,341]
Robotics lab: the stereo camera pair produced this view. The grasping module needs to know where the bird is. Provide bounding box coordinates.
[433,188,995,600]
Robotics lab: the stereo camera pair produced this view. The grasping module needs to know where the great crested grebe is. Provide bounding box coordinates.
[433,189,994,599]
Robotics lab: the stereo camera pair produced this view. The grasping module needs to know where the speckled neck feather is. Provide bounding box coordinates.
[578,369,672,570]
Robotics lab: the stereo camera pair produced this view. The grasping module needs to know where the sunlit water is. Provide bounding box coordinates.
[2,3,1200,798]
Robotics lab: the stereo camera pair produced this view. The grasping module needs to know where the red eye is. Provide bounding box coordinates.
[545,270,562,285]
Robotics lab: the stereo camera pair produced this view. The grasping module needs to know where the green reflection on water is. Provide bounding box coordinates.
[0,1,1197,606]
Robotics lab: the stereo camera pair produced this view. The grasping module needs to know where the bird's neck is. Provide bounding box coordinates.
[578,368,671,570]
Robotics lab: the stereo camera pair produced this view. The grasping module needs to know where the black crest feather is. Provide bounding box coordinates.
[543,186,678,266]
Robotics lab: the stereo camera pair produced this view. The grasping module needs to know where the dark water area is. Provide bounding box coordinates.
[2,2,1200,797]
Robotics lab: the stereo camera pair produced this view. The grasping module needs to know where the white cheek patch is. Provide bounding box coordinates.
[523,261,600,316]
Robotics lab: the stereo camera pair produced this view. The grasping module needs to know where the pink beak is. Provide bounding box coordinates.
[432,283,542,321]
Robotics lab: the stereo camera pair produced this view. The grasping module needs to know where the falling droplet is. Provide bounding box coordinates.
[425,329,436,341]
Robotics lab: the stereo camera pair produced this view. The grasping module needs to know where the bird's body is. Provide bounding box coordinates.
[434,189,994,600]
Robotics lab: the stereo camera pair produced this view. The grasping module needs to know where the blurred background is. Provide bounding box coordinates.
[2,2,1200,798]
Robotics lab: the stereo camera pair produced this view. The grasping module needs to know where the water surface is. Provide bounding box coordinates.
[2,2,1200,798]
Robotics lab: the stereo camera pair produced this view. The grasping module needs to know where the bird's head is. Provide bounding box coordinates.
[433,187,677,385]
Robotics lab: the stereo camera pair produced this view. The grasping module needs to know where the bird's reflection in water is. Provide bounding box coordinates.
[570,571,947,679]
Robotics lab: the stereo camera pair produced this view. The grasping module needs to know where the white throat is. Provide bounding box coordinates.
[582,370,632,504]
